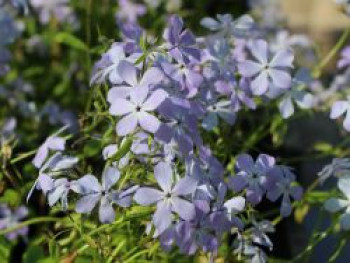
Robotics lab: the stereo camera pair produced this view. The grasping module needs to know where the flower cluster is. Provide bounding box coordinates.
[27,14,306,261]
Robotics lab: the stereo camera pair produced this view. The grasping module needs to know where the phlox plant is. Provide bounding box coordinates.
[2,0,350,262]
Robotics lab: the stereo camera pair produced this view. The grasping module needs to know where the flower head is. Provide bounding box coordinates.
[238,39,294,95]
[134,162,197,234]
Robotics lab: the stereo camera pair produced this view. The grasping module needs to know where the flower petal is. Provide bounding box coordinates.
[134,187,164,205]
[46,137,66,151]
[269,49,294,68]
[340,213,350,230]
[251,71,269,95]
[171,197,195,221]
[236,154,255,171]
[142,89,168,111]
[330,101,348,119]
[140,67,164,86]
[279,95,294,119]
[324,198,348,213]
[99,196,115,223]
[173,176,197,196]
[338,176,350,198]
[228,174,247,192]
[109,98,135,116]
[268,69,292,89]
[343,110,350,132]
[224,196,245,213]
[153,200,172,234]
[250,40,268,64]
[75,194,100,214]
[75,175,101,194]
[32,145,49,168]
[138,112,161,133]
[107,86,131,103]
[118,61,138,86]
[116,114,138,136]
[130,86,149,105]
[102,166,120,191]
[154,162,173,193]
[238,60,263,77]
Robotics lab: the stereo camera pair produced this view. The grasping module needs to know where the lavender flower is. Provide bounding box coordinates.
[325,175,350,230]
[186,146,224,187]
[103,143,130,169]
[330,96,350,131]
[278,69,314,119]
[200,14,254,38]
[238,39,294,95]
[266,166,303,217]
[318,158,350,183]
[134,162,197,234]
[116,0,146,23]
[228,154,275,205]
[209,183,246,232]
[27,152,79,202]
[32,135,66,168]
[175,200,219,255]
[0,117,16,143]
[75,167,136,223]
[0,205,28,240]
[47,178,78,210]
[160,59,203,98]
[338,46,350,69]
[30,0,76,25]
[163,15,201,64]
[110,88,167,136]
[90,43,140,86]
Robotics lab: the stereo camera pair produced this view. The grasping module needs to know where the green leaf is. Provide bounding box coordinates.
[23,246,45,263]
[0,189,20,207]
[110,138,133,162]
[83,140,101,158]
[54,33,89,51]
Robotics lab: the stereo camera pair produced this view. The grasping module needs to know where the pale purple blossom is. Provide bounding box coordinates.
[27,153,79,203]
[266,166,303,217]
[325,175,350,230]
[318,158,350,183]
[200,14,254,38]
[175,200,219,255]
[338,46,350,69]
[32,135,66,168]
[134,162,197,234]
[163,15,201,64]
[330,96,350,132]
[228,153,275,205]
[0,205,28,240]
[238,39,294,95]
[108,62,167,136]
[30,0,76,25]
[47,178,78,210]
[116,0,146,23]
[75,167,136,223]
[278,69,314,119]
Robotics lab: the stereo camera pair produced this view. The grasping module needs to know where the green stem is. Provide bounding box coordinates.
[291,227,333,263]
[10,150,36,164]
[328,238,347,263]
[0,217,62,236]
[313,27,350,78]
